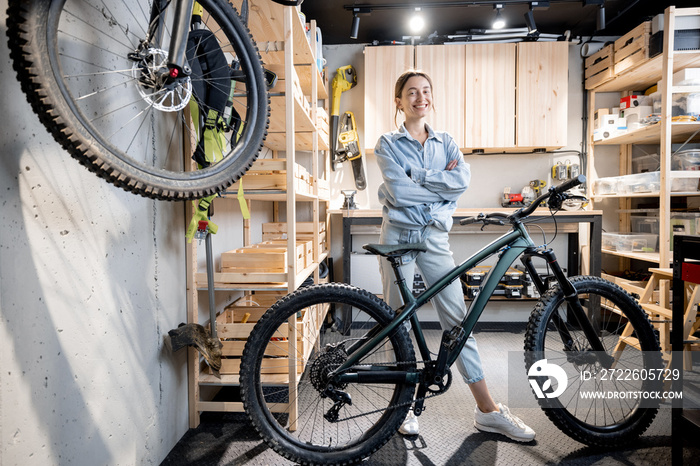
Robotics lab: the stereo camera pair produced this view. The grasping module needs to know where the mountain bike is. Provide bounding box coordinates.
[6,0,301,200]
[239,175,664,465]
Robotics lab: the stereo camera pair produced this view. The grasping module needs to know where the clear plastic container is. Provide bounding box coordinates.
[632,153,660,173]
[630,215,660,235]
[602,232,658,252]
[617,172,660,194]
[593,176,621,195]
[671,175,700,192]
[672,150,700,171]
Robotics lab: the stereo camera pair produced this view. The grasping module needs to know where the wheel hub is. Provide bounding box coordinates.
[130,47,192,112]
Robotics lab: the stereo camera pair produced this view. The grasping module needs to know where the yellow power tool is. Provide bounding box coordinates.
[330,65,366,190]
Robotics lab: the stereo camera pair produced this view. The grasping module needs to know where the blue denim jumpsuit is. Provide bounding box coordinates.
[375,123,484,384]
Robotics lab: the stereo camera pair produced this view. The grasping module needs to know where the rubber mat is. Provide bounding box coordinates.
[162,323,690,466]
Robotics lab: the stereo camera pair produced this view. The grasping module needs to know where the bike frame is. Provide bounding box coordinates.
[333,213,610,386]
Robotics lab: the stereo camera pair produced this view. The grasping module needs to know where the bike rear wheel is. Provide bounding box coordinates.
[240,283,416,466]
[525,276,663,447]
[6,0,268,200]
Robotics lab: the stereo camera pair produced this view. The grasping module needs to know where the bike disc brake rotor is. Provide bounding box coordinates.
[131,48,192,112]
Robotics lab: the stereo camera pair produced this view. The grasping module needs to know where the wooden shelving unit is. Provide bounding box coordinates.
[185,2,330,426]
[587,6,700,268]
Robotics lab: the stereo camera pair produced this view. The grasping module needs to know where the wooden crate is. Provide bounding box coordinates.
[230,159,312,194]
[221,240,310,274]
[585,44,614,90]
[614,21,651,75]
[216,295,329,375]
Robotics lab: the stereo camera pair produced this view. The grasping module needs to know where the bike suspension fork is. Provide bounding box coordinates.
[167,0,196,76]
[521,248,613,367]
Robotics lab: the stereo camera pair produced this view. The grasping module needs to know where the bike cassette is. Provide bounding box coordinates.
[310,343,348,393]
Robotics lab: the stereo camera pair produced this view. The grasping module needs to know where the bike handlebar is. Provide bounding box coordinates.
[514,174,586,220]
[459,213,507,226]
[459,175,587,227]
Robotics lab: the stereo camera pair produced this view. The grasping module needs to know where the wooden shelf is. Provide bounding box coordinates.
[222,190,318,201]
[269,94,315,133]
[239,0,327,99]
[602,249,668,265]
[196,252,329,290]
[594,121,700,146]
[265,131,329,151]
[186,2,330,427]
[592,50,700,93]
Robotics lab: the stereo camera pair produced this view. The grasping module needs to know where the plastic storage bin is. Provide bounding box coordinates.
[671,175,700,192]
[617,172,660,194]
[672,150,700,171]
[593,176,621,195]
[602,232,658,253]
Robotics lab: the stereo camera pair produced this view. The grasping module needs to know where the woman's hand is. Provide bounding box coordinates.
[445,159,458,171]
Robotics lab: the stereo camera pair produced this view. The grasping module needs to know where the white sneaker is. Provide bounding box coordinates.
[399,409,419,436]
[474,403,535,442]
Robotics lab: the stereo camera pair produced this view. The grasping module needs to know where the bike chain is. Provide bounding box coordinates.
[328,359,449,423]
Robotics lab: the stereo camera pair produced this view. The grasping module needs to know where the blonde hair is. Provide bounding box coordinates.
[393,69,435,128]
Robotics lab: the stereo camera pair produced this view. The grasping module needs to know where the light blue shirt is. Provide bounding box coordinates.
[375,123,471,231]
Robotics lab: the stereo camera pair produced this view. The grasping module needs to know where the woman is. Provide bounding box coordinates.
[374,70,535,442]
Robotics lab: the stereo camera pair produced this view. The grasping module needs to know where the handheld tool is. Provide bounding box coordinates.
[169,200,223,377]
[336,111,366,190]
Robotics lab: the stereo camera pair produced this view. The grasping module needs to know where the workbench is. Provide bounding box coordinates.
[330,208,603,289]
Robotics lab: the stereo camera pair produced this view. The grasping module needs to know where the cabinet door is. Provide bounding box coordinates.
[415,44,466,145]
[516,42,568,149]
[364,45,414,150]
[464,43,516,150]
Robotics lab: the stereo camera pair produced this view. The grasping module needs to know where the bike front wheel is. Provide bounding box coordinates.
[525,276,663,447]
[240,283,417,466]
[7,0,268,200]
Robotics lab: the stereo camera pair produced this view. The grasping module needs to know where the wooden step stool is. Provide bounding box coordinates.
[615,268,700,370]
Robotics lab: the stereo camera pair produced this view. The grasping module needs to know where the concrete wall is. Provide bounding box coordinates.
[0,2,189,464]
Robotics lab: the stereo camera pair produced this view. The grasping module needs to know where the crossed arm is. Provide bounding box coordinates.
[375,136,470,208]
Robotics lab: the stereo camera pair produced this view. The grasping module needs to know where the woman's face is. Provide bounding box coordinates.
[396,75,432,120]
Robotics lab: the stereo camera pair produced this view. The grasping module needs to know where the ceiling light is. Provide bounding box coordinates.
[596,5,606,31]
[409,7,425,33]
[524,5,537,33]
[492,4,506,30]
[350,11,360,39]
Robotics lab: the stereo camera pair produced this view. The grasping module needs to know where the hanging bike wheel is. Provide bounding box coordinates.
[525,276,664,447]
[7,0,268,200]
[240,284,417,465]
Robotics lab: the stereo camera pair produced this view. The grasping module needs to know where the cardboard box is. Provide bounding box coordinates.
[673,68,700,86]
[620,95,642,109]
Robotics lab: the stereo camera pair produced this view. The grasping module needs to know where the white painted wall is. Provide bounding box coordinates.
[0,2,189,463]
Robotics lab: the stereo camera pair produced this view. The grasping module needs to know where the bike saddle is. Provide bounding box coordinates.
[362,242,428,258]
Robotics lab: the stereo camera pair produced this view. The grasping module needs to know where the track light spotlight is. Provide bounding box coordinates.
[597,5,606,31]
[492,4,505,30]
[524,5,537,33]
[350,11,360,39]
